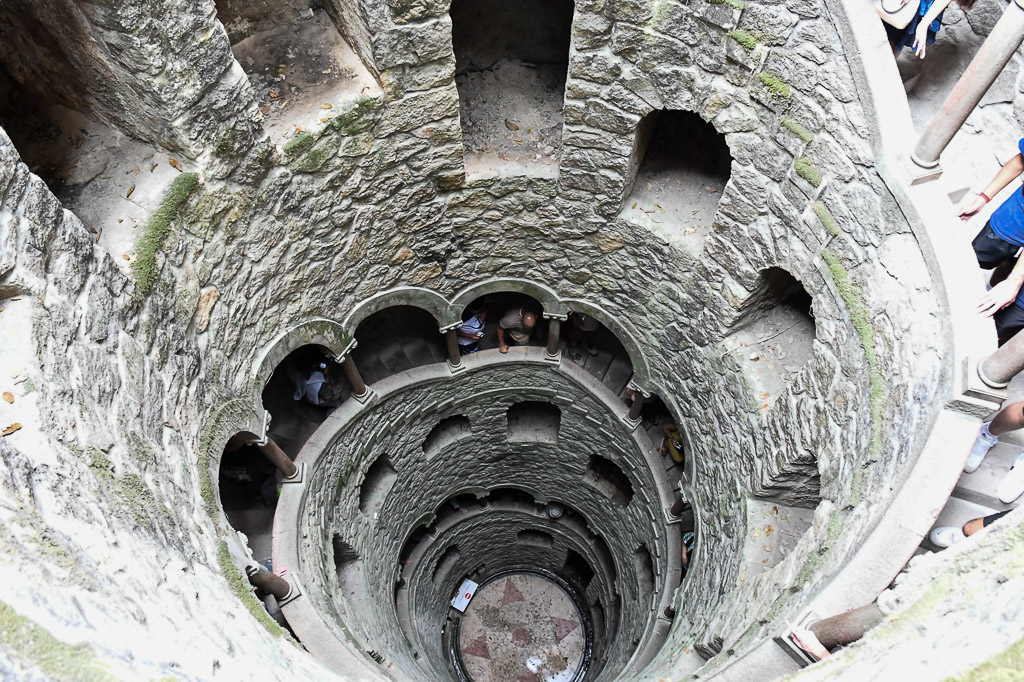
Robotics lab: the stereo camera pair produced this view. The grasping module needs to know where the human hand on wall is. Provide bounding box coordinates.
[913,23,929,59]
[977,279,1023,317]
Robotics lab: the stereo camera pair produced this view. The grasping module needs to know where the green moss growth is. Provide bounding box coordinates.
[282,131,314,157]
[822,249,885,457]
[728,30,758,51]
[329,95,379,136]
[947,634,1024,680]
[213,128,234,157]
[758,71,791,99]
[216,540,288,637]
[86,448,113,481]
[0,601,113,681]
[131,172,199,296]
[813,201,839,236]
[780,115,812,142]
[709,0,745,8]
[794,157,822,187]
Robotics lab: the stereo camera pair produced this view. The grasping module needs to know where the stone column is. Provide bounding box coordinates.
[912,0,1024,169]
[979,330,1024,388]
[445,329,463,371]
[257,438,298,479]
[246,564,292,601]
[546,319,561,359]
[342,356,369,400]
[808,603,884,650]
[628,391,645,422]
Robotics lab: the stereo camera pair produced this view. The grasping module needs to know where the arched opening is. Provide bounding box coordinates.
[507,401,561,443]
[218,433,281,568]
[359,455,399,516]
[583,455,635,508]
[449,0,574,173]
[433,545,461,586]
[724,266,817,410]
[213,0,378,144]
[261,343,351,456]
[517,529,554,548]
[349,305,446,385]
[333,533,363,595]
[624,109,732,249]
[423,415,472,460]
[632,544,655,598]
[456,293,546,354]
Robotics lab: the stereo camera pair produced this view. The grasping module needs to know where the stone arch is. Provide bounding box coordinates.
[251,318,353,388]
[560,298,653,390]
[448,278,565,326]
[341,286,449,332]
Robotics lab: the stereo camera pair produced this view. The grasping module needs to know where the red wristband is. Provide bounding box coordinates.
[980,191,992,203]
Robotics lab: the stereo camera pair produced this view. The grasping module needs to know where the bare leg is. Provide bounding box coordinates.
[963,517,985,536]
[989,401,1024,436]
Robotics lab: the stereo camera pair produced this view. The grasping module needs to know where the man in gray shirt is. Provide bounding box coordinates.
[498,305,539,353]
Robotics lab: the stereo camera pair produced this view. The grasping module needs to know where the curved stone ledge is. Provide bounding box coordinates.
[273,346,682,679]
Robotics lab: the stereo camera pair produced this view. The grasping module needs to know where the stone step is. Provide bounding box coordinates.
[583,348,614,382]
[352,346,390,385]
[925,496,1003,552]
[375,338,414,375]
[604,354,634,398]
[402,334,441,368]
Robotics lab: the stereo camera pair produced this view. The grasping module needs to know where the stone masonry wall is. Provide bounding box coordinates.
[297,362,670,679]
[0,0,955,679]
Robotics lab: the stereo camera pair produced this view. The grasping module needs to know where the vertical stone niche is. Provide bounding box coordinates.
[214,0,379,144]
[722,266,817,410]
[450,0,574,174]
[622,110,732,254]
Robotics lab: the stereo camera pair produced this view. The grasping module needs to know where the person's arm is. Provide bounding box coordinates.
[497,324,509,353]
[913,0,955,58]
[977,255,1024,317]
[959,153,1024,219]
[455,326,476,340]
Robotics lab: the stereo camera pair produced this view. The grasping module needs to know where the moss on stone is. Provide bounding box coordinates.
[947,629,1024,680]
[213,127,234,157]
[780,115,812,142]
[216,540,288,638]
[822,249,885,457]
[709,0,746,9]
[0,601,113,681]
[813,201,839,236]
[758,71,791,99]
[282,131,314,157]
[131,172,199,296]
[728,30,758,51]
[86,448,113,481]
[794,157,822,187]
[329,95,379,136]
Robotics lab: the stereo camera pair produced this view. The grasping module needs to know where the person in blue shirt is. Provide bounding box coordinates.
[885,0,976,59]
[959,137,1024,345]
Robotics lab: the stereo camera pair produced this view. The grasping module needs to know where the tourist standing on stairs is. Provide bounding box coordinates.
[457,303,488,355]
[963,401,1024,503]
[497,305,539,353]
[958,138,1024,346]
[565,312,600,364]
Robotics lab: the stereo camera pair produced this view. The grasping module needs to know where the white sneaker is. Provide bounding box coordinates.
[929,526,967,548]
[965,422,998,473]
[998,452,1024,503]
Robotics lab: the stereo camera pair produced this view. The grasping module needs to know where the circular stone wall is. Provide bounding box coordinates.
[275,349,681,680]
